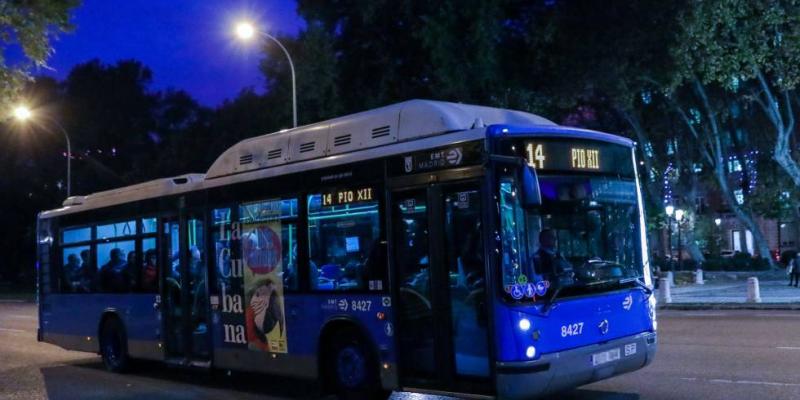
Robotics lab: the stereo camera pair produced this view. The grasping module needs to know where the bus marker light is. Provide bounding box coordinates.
[519,318,531,331]
[526,346,536,359]
[377,312,386,320]
[383,363,390,370]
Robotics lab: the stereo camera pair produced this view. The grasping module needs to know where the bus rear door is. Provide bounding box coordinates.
[390,179,492,395]
[161,211,211,365]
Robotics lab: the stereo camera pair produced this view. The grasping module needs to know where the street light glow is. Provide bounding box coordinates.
[714,218,722,226]
[13,105,32,121]
[234,21,256,40]
[675,209,685,222]
[665,205,675,217]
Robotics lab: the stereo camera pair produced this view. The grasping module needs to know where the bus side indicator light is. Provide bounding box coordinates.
[377,312,386,320]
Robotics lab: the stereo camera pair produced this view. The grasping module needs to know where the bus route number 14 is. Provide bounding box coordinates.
[526,143,545,169]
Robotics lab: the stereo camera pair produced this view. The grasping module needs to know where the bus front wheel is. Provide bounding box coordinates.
[324,327,388,400]
[100,317,130,373]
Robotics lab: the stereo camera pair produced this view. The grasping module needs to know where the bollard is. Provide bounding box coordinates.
[666,271,675,288]
[658,278,672,304]
[746,277,761,303]
[695,268,704,285]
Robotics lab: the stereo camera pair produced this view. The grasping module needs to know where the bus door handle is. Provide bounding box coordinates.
[153,295,162,311]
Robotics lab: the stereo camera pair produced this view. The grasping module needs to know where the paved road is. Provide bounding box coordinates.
[2,300,800,399]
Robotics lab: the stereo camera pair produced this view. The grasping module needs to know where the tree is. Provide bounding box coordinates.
[62,59,159,191]
[672,0,800,188]
[0,0,79,107]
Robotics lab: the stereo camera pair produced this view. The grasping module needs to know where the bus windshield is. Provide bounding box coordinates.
[499,174,643,301]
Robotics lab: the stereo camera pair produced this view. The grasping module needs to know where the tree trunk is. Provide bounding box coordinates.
[618,108,667,257]
[773,147,800,188]
[688,79,775,268]
[714,164,775,267]
[682,228,705,264]
[682,175,706,264]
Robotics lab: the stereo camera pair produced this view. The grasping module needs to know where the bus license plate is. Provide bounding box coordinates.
[591,348,621,366]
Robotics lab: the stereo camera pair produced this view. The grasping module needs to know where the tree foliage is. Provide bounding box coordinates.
[0,0,79,108]
[8,0,800,281]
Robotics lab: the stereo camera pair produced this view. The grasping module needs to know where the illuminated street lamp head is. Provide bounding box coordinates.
[714,218,722,226]
[12,105,32,121]
[234,21,256,41]
[665,205,674,217]
[675,209,685,222]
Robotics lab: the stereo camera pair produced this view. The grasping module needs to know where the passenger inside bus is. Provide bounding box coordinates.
[532,228,574,285]
[99,248,134,292]
[141,248,158,292]
[61,253,83,292]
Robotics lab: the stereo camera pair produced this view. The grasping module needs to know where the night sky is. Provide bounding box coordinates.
[27,1,305,106]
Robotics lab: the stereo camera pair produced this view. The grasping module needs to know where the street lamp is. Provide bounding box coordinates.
[714,217,722,258]
[665,205,675,270]
[13,105,32,121]
[12,104,73,198]
[234,20,297,128]
[675,209,685,270]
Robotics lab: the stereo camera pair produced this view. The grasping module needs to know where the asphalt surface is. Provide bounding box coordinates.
[2,301,800,400]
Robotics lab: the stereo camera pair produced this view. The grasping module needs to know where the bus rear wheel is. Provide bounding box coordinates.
[100,317,130,373]
[325,328,388,400]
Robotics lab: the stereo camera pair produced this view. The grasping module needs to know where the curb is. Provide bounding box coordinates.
[659,303,800,311]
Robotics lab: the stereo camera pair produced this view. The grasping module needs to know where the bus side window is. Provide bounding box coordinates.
[61,245,92,293]
[306,193,383,291]
[59,225,94,294]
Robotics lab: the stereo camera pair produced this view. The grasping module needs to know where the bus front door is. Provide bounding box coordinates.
[161,214,210,364]
[391,182,492,394]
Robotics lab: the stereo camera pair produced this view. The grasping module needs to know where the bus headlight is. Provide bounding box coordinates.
[519,318,531,332]
[526,346,537,359]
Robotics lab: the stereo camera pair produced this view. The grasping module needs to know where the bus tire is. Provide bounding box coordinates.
[99,317,130,373]
[324,327,388,400]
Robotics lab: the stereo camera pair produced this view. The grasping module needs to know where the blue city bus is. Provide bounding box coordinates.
[36,100,656,399]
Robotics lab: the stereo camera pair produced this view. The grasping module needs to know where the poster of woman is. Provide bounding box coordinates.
[242,220,288,353]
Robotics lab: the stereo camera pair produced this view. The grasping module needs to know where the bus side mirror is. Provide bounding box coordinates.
[521,165,541,207]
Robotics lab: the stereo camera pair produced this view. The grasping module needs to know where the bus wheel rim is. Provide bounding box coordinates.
[104,332,119,365]
[336,345,366,389]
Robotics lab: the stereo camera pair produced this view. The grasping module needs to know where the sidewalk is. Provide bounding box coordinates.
[662,278,800,310]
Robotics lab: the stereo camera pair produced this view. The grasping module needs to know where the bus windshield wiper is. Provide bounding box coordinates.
[541,278,584,315]
[541,285,563,315]
[619,277,653,295]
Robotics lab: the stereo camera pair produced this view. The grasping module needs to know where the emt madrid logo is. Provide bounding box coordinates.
[622,294,633,311]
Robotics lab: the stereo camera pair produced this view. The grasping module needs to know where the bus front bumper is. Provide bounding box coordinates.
[496,331,657,400]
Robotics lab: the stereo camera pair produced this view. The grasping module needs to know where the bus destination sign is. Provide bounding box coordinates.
[322,186,375,206]
[519,140,633,176]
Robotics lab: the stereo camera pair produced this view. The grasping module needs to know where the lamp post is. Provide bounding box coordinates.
[714,217,722,257]
[234,21,297,128]
[12,105,73,197]
[675,209,685,271]
[665,205,675,271]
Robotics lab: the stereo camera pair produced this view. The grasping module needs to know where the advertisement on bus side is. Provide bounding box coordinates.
[242,220,288,353]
